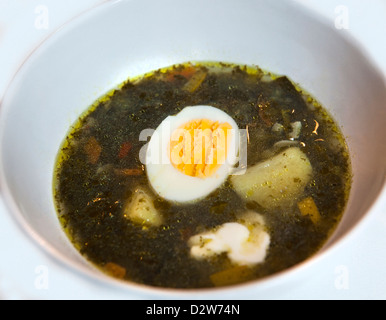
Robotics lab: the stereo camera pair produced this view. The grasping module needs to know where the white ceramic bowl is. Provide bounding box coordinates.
[0,0,385,298]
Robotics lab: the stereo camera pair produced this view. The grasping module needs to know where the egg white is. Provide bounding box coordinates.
[188,211,270,266]
[145,105,240,203]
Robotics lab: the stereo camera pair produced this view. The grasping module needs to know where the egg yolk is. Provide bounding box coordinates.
[169,119,232,178]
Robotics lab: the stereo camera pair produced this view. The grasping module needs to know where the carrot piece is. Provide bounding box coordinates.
[118,141,132,159]
[83,137,101,164]
[114,168,143,176]
[258,107,273,127]
[179,66,197,79]
[166,66,196,82]
[210,265,253,287]
[104,262,126,279]
[257,96,273,127]
[183,70,207,93]
[298,197,321,224]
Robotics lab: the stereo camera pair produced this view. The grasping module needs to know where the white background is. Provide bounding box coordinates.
[0,0,385,300]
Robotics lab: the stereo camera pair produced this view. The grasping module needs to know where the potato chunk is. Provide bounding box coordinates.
[210,265,254,287]
[231,147,312,208]
[123,188,163,227]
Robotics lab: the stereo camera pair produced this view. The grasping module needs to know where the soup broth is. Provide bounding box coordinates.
[54,62,351,288]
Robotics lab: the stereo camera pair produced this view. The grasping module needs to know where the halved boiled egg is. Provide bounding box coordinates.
[145,105,240,203]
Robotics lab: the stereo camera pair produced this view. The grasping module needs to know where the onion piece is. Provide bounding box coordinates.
[289,121,302,140]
